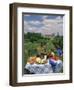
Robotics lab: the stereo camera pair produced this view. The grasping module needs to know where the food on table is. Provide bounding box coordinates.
[27,56,36,64]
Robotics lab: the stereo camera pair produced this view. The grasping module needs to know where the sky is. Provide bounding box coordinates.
[23,14,63,36]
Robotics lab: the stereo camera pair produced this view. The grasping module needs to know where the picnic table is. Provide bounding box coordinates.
[25,63,53,74]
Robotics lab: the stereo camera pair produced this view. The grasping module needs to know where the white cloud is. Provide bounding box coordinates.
[29,21,41,25]
[55,16,62,20]
[24,16,63,36]
[42,15,48,19]
[41,16,63,35]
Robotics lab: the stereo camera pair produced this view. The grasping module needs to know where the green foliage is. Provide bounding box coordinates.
[24,32,63,64]
[52,36,63,49]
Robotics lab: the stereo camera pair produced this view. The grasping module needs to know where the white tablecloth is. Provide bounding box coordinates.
[25,63,53,74]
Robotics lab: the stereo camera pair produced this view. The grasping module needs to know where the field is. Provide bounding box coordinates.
[24,32,63,65]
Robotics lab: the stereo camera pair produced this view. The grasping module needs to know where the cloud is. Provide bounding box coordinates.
[24,15,63,36]
[55,16,62,20]
[42,15,48,19]
[29,21,41,25]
